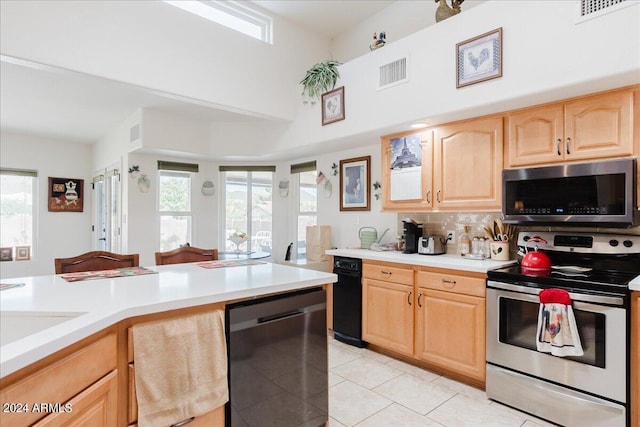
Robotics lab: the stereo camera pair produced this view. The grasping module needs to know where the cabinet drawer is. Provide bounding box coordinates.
[0,332,117,427]
[416,271,485,297]
[363,262,414,285]
[33,370,118,427]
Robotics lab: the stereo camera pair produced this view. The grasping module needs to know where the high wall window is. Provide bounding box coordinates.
[158,161,198,251]
[220,166,274,255]
[0,169,36,257]
[164,0,273,43]
[291,162,317,260]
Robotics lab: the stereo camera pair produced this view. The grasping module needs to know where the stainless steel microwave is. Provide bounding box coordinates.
[502,158,638,227]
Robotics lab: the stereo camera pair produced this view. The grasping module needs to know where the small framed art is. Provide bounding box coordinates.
[456,27,503,88]
[48,177,84,212]
[0,247,12,261]
[322,86,345,125]
[15,246,30,261]
[339,156,370,211]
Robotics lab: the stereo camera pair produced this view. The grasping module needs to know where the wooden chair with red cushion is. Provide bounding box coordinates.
[154,246,218,265]
[54,251,139,274]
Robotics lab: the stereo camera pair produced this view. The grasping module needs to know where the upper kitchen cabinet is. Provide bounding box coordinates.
[381,130,433,212]
[506,87,636,167]
[433,116,503,211]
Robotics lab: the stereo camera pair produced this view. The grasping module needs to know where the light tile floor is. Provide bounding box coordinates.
[328,337,557,427]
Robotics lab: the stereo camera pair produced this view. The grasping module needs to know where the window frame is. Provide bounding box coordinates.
[158,169,194,251]
[0,168,37,259]
[291,162,318,260]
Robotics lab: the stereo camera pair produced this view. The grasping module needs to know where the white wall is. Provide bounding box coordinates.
[0,133,93,278]
[0,0,330,122]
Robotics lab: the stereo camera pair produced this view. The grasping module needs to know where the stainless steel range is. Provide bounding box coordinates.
[486,231,640,427]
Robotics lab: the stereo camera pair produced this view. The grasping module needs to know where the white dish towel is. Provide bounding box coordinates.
[536,288,584,357]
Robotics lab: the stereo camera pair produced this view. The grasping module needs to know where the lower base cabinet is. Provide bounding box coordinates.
[415,288,485,382]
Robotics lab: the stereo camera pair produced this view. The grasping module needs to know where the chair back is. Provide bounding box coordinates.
[55,251,139,274]
[155,246,218,265]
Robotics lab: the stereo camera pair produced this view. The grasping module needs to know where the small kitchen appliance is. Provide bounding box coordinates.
[486,231,640,427]
[402,219,422,254]
[418,236,447,255]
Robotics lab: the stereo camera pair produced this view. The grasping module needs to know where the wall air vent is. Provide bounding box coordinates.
[577,0,632,22]
[377,57,408,90]
[129,124,140,143]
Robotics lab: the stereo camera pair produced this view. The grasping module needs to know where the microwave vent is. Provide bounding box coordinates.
[378,57,408,90]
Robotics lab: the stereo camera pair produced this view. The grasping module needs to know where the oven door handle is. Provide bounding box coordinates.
[487,281,624,306]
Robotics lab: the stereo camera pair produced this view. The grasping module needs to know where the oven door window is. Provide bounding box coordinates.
[499,297,605,368]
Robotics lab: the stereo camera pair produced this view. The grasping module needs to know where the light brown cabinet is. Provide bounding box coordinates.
[433,116,503,211]
[0,329,118,427]
[381,130,433,212]
[415,271,486,382]
[381,116,503,212]
[506,88,635,167]
[362,261,415,356]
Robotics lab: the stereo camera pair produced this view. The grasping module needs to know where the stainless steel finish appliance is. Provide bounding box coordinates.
[333,256,366,347]
[418,236,447,255]
[502,158,638,227]
[486,232,640,427]
[225,288,328,427]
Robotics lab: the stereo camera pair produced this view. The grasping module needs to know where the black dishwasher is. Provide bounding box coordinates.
[225,288,327,427]
[333,256,367,348]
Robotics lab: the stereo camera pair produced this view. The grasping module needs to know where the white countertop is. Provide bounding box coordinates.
[326,249,516,273]
[630,275,640,291]
[0,262,336,377]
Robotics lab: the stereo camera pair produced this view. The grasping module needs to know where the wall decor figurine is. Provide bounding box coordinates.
[369,32,386,50]
[435,0,464,22]
[48,177,84,212]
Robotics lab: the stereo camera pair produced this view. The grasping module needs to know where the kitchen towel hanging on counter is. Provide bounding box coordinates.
[132,309,228,427]
[536,288,584,357]
[306,225,331,262]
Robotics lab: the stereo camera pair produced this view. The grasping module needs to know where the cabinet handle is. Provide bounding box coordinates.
[436,190,441,203]
[426,190,431,204]
[171,418,195,427]
[566,137,571,155]
[381,270,392,276]
[408,291,412,305]
[418,293,423,307]
[556,138,562,156]
[442,279,456,288]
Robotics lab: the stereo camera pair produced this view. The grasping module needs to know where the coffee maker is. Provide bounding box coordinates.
[402,218,422,254]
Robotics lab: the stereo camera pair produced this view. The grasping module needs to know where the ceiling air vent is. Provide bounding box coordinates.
[377,57,408,90]
[577,0,631,21]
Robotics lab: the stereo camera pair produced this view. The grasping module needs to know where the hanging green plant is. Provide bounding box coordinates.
[300,59,342,104]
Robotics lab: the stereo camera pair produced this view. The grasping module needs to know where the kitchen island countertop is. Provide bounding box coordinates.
[326,248,516,273]
[0,261,336,377]
[630,275,640,291]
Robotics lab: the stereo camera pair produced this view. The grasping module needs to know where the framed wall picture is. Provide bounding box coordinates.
[456,27,503,88]
[48,177,84,212]
[15,246,30,261]
[339,156,370,211]
[321,86,345,125]
[0,247,12,261]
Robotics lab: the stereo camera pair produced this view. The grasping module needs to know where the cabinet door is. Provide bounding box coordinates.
[564,89,634,161]
[362,278,414,355]
[381,130,433,211]
[415,288,485,381]
[433,116,503,211]
[33,370,118,427]
[505,104,564,167]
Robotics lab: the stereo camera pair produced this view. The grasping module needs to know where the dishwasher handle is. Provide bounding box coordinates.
[258,309,303,324]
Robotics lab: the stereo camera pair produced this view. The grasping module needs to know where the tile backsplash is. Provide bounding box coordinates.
[398,212,640,256]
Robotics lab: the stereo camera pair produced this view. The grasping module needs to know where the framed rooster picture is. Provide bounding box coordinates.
[456,27,502,88]
[48,177,84,212]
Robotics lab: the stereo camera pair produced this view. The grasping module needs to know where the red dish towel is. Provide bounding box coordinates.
[536,288,584,357]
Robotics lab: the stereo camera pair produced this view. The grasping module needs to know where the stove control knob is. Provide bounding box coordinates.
[609,239,619,247]
[623,240,633,248]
